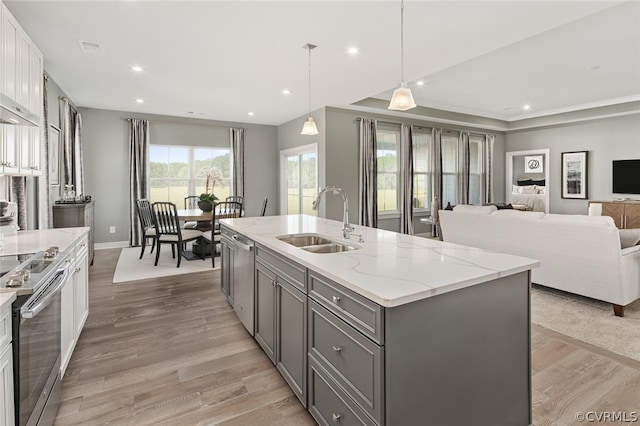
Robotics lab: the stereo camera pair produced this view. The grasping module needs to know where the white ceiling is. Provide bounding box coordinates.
[5,1,640,126]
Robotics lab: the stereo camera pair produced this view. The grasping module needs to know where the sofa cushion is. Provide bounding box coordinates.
[544,214,615,227]
[620,228,640,248]
[493,210,545,219]
[452,205,497,215]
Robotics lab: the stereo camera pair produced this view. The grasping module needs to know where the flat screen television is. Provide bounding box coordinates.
[613,159,640,194]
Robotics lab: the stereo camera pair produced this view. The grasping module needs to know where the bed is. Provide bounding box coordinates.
[510,177,547,212]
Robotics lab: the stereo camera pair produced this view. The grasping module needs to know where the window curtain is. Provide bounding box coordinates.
[358,118,378,227]
[230,127,245,198]
[431,128,442,211]
[484,134,495,203]
[458,131,470,205]
[60,97,84,196]
[128,118,150,246]
[400,124,413,234]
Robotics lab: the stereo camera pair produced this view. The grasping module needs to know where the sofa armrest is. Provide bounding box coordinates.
[621,245,640,256]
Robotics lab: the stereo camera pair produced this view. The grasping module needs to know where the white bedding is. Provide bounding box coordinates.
[510,193,546,212]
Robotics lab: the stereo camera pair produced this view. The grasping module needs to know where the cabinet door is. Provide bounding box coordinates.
[220,239,234,303]
[18,125,31,175]
[254,261,276,363]
[276,277,307,407]
[0,345,15,426]
[1,3,19,100]
[74,251,89,338]
[60,276,75,377]
[601,202,625,229]
[624,204,640,229]
[1,126,19,174]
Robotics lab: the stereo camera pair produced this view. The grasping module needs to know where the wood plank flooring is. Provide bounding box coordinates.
[54,248,640,425]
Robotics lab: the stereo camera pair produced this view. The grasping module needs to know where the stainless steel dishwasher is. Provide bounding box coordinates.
[221,228,255,335]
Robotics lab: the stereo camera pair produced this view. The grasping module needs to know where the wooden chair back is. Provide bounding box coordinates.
[212,201,243,230]
[136,199,155,231]
[152,201,181,236]
[184,196,199,209]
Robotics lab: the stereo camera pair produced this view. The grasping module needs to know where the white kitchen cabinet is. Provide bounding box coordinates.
[1,2,19,102]
[60,234,90,377]
[0,126,19,174]
[0,303,14,426]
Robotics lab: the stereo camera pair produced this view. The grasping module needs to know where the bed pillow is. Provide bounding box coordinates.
[521,186,538,194]
[619,228,640,249]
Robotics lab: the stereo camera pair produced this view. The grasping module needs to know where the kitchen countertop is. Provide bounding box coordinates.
[0,291,16,310]
[220,215,539,307]
[1,227,89,256]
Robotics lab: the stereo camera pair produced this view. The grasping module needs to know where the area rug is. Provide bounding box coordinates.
[113,247,217,283]
[531,285,640,361]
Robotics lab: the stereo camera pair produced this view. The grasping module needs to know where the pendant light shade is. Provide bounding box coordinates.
[389,82,416,111]
[302,43,318,135]
[388,0,416,111]
[301,117,319,135]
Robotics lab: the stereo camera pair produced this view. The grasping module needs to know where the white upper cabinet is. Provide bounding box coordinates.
[1,2,19,102]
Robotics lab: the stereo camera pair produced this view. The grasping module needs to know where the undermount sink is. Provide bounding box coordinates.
[276,233,359,254]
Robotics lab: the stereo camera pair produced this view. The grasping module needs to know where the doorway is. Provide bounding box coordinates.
[505,149,550,213]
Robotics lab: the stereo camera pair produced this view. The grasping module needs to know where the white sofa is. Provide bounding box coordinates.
[439,205,640,316]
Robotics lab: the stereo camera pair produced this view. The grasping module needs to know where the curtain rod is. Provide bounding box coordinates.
[357,117,493,137]
[126,118,245,131]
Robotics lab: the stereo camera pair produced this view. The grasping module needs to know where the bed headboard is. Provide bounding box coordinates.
[516,174,545,186]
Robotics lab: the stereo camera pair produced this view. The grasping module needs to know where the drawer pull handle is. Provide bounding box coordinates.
[332,296,341,304]
[332,345,342,353]
[332,413,342,422]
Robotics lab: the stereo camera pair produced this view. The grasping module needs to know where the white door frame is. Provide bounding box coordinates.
[279,143,318,215]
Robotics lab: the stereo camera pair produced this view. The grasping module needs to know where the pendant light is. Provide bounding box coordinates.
[388,0,416,111]
[301,43,319,135]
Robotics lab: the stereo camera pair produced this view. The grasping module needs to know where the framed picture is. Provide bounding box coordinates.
[49,125,60,185]
[524,155,543,173]
[561,151,588,199]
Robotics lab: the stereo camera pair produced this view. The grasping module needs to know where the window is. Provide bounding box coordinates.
[468,135,485,205]
[412,131,431,210]
[149,145,232,205]
[281,144,317,215]
[377,125,400,213]
[441,134,459,207]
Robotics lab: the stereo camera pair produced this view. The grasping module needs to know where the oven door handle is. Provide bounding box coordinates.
[21,267,69,319]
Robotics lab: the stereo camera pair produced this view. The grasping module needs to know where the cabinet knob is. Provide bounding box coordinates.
[332,296,341,304]
[332,413,342,422]
[332,345,342,353]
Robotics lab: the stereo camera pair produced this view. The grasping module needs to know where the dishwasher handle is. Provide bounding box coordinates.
[232,234,254,252]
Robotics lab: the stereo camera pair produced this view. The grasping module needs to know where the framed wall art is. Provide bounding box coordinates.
[561,151,588,199]
[524,155,543,173]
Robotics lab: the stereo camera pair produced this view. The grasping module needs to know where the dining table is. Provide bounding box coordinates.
[177,209,212,222]
[176,209,212,260]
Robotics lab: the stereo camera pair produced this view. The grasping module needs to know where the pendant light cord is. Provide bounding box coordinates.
[400,0,405,83]
[308,45,312,117]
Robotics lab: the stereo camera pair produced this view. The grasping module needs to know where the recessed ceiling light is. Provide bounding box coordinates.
[347,47,359,55]
[282,89,291,95]
[416,80,425,86]
[248,112,255,116]
[586,65,601,72]
[523,104,531,111]
[135,98,144,104]
[132,65,143,72]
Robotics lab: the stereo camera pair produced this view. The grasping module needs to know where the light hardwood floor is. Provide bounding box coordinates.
[54,248,640,425]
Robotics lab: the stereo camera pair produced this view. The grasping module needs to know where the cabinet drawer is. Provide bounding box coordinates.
[308,300,383,424]
[0,304,11,349]
[309,271,383,344]
[76,234,89,258]
[255,244,306,292]
[308,355,377,426]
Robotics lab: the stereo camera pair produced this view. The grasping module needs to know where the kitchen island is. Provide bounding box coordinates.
[220,215,538,426]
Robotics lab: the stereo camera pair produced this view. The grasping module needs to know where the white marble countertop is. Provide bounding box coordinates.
[0,291,16,310]
[220,215,539,307]
[1,227,89,256]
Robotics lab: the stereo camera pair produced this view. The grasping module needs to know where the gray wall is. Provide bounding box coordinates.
[79,108,278,245]
[505,113,640,214]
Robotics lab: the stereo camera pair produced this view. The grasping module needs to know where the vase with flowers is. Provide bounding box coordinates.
[197,167,222,212]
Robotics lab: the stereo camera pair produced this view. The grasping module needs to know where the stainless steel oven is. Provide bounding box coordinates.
[6,249,72,426]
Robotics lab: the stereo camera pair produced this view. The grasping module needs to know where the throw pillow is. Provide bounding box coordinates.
[619,228,640,249]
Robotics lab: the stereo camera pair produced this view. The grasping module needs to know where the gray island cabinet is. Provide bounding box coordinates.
[219,215,538,426]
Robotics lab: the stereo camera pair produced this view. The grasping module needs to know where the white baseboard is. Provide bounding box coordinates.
[96,241,130,250]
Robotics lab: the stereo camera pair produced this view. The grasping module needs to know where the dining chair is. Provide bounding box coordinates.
[183,196,200,229]
[152,201,204,267]
[135,199,158,259]
[225,196,244,216]
[260,197,268,216]
[201,201,243,267]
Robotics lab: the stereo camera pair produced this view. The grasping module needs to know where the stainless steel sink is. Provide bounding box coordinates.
[277,234,332,247]
[276,233,359,254]
[301,243,357,254]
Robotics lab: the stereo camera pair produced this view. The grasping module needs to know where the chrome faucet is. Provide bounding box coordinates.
[312,186,354,239]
